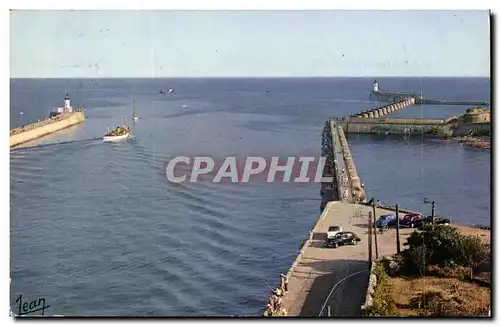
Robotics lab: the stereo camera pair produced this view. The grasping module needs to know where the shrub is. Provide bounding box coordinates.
[399,225,490,277]
[457,236,490,279]
[364,262,397,316]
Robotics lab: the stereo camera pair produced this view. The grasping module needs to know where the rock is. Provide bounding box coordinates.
[369,273,377,289]
[365,294,373,308]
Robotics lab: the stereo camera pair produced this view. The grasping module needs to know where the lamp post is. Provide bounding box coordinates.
[423,197,436,224]
[395,204,401,254]
[371,200,379,260]
[368,212,373,263]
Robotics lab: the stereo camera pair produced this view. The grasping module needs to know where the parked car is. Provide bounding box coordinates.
[325,231,361,248]
[400,213,422,228]
[376,214,397,228]
[414,215,451,228]
[326,226,343,239]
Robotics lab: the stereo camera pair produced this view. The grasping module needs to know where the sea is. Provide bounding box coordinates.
[10,77,491,316]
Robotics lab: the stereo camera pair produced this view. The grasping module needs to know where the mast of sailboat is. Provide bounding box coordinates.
[133,98,136,117]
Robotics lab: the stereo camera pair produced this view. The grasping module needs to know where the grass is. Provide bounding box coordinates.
[390,275,490,317]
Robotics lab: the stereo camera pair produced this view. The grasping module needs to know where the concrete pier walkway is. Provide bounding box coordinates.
[281,201,414,316]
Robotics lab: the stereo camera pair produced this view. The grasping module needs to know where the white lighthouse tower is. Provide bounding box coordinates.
[373,79,379,92]
[64,93,73,112]
[51,93,75,117]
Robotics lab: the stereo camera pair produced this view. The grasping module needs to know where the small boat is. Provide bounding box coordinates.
[103,125,131,142]
[167,88,174,94]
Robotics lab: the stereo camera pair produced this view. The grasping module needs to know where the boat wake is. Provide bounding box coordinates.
[10,137,102,153]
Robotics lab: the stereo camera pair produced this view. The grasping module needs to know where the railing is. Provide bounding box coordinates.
[10,110,84,136]
[330,121,343,202]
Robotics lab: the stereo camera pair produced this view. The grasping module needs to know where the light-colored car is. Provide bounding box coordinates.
[326,226,343,239]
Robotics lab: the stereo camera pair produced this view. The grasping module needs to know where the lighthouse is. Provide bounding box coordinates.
[373,80,379,92]
[64,93,72,111]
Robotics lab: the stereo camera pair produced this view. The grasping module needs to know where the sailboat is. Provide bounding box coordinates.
[132,99,139,121]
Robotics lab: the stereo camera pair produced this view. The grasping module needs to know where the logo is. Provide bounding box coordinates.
[165,156,334,184]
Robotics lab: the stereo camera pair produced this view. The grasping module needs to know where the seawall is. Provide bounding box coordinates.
[338,117,489,137]
[336,125,366,202]
[370,90,489,107]
[415,98,490,106]
[351,98,416,119]
[10,111,85,147]
[370,91,421,103]
[338,117,455,136]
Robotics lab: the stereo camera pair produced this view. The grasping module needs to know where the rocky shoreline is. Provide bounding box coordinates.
[453,136,490,149]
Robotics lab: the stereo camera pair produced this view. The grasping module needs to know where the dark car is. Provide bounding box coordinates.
[376,214,397,228]
[325,231,361,248]
[414,215,451,228]
[400,213,422,228]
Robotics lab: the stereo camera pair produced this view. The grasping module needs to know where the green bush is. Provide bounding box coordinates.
[364,262,397,316]
[457,236,490,279]
[400,225,489,276]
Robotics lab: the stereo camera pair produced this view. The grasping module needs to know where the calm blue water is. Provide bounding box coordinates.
[10,77,491,316]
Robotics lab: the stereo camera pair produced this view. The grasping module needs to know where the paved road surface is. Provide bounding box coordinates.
[281,201,414,316]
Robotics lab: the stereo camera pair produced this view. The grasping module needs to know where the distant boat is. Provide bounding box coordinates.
[19,112,23,115]
[167,88,174,94]
[132,99,139,121]
[159,90,165,94]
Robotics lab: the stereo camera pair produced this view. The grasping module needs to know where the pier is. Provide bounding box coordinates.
[369,79,490,107]
[262,79,490,317]
[10,94,85,148]
[357,98,416,118]
[10,111,85,147]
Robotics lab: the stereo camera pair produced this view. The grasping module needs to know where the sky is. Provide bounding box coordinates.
[10,10,490,78]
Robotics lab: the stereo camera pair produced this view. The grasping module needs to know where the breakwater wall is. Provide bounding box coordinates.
[351,97,416,119]
[331,122,344,202]
[336,125,366,202]
[10,111,85,147]
[415,98,490,106]
[338,116,490,137]
[370,90,489,107]
[370,91,421,103]
[338,117,455,136]
[321,121,342,203]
